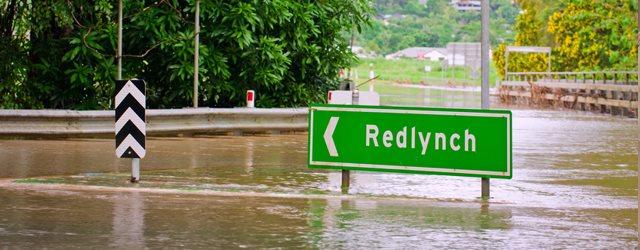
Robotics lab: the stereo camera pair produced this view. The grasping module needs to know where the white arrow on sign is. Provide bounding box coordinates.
[324,116,339,157]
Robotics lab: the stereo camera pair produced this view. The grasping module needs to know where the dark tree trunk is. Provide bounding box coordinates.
[1,0,17,38]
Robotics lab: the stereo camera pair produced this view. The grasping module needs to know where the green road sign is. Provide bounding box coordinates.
[308,104,512,179]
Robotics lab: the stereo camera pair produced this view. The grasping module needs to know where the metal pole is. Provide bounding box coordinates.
[341,170,350,194]
[131,158,140,182]
[341,89,360,194]
[117,0,122,80]
[636,0,640,237]
[481,0,490,199]
[193,0,200,108]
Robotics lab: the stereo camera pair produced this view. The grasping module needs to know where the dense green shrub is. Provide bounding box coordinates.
[493,0,638,79]
[0,0,372,109]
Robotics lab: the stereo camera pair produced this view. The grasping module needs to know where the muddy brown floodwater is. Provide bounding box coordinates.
[0,89,637,248]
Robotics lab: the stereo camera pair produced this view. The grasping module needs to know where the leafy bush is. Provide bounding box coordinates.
[493,0,637,79]
[0,0,372,109]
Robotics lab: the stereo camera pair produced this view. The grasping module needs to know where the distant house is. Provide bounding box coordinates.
[423,49,447,61]
[385,47,447,61]
[450,0,481,11]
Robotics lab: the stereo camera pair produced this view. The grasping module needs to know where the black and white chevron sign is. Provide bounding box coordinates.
[115,79,146,158]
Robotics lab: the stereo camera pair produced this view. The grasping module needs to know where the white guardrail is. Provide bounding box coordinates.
[0,108,309,136]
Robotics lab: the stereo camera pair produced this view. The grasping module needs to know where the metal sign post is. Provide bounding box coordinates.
[481,0,491,198]
[339,89,360,194]
[115,80,147,182]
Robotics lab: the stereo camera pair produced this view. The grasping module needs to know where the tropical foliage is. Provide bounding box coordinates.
[0,0,372,109]
[547,0,638,71]
[493,0,638,79]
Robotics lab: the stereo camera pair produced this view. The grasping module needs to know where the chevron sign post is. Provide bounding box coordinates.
[115,79,146,182]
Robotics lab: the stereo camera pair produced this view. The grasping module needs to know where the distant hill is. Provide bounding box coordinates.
[354,0,520,56]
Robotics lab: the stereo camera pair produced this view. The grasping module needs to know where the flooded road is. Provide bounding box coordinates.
[0,87,637,248]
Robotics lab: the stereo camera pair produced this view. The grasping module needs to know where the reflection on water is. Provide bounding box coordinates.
[0,85,637,247]
[112,192,145,248]
[0,186,635,248]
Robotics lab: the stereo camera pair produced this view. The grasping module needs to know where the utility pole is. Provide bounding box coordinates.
[117,0,122,80]
[481,0,490,199]
[636,0,640,238]
[193,0,200,108]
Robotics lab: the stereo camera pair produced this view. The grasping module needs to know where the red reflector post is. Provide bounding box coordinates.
[246,90,255,108]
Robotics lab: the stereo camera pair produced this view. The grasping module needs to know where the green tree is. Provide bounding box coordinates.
[547,0,637,71]
[0,0,372,109]
[493,0,636,79]
[1,0,42,108]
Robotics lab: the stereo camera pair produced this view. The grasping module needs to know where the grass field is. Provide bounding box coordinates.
[347,80,483,108]
[349,58,499,87]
